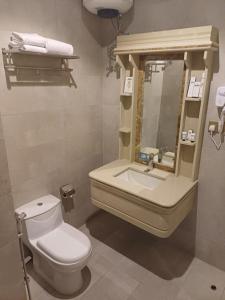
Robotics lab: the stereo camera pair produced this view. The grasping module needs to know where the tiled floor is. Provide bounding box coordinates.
[28,211,225,300]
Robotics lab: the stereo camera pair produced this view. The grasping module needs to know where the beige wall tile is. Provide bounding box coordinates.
[0,0,103,230]
[0,194,17,248]
[0,239,25,299]
[0,139,11,195]
[102,104,119,163]
[0,122,26,297]
[0,122,3,140]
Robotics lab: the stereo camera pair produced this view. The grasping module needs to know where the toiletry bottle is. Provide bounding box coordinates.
[158,148,163,163]
[190,132,196,143]
[181,131,188,141]
[187,130,193,141]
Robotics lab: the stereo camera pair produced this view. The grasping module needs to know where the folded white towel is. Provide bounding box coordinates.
[12,32,46,48]
[164,152,175,159]
[21,45,48,54]
[10,32,74,56]
[9,42,47,54]
[46,38,74,56]
[9,40,20,49]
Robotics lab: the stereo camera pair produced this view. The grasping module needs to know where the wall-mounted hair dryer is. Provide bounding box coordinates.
[219,106,225,133]
[216,87,225,133]
[210,87,225,149]
[216,86,225,107]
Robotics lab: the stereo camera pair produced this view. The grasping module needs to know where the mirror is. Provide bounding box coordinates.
[136,58,184,170]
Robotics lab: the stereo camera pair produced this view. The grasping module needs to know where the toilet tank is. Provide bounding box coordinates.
[15,195,63,241]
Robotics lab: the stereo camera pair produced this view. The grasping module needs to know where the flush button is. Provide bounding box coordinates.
[37,202,43,206]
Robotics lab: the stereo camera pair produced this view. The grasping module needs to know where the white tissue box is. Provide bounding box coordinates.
[192,82,201,98]
[187,76,196,98]
[124,77,133,95]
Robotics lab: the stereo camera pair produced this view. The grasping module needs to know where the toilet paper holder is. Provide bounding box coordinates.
[60,184,76,199]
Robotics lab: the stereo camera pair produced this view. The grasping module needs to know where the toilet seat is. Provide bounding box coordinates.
[36,222,91,264]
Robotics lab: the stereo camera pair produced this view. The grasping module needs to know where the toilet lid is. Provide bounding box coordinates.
[37,223,91,264]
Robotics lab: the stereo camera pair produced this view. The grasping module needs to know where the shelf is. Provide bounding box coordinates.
[120,93,132,97]
[2,48,80,60]
[185,97,201,102]
[2,47,78,74]
[179,140,196,146]
[119,127,131,134]
[4,65,73,72]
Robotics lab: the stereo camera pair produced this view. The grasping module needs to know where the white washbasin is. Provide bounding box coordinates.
[115,168,163,191]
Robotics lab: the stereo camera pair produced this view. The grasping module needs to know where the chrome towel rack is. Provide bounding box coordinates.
[2,48,79,72]
[1,48,79,87]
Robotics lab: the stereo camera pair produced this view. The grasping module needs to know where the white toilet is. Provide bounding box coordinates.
[15,195,92,295]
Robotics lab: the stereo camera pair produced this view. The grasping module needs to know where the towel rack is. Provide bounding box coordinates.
[2,48,79,59]
[2,48,78,88]
[1,48,79,72]
[3,65,73,72]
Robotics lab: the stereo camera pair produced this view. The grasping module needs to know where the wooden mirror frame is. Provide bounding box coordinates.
[135,53,185,173]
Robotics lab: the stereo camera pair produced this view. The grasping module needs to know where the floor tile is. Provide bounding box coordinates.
[116,256,149,283]
[128,273,180,300]
[28,276,44,299]
[176,258,225,300]
[77,252,115,298]
[88,251,114,279]
[95,241,126,265]
[80,267,139,300]
[27,213,225,300]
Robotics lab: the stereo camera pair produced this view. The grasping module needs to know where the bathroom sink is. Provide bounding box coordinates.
[115,168,163,191]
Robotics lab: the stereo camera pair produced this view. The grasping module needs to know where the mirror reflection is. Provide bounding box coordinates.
[139,59,184,169]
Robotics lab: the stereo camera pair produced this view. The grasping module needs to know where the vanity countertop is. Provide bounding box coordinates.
[89,159,198,209]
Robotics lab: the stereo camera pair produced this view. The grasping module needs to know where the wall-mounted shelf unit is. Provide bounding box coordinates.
[119,127,131,134]
[3,65,74,72]
[185,97,201,102]
[2,48,79,59]
[116,54,139,161]
[175,50,214,180]
[120,93,132,97]
[115,25,218,182]
[2,48,79,73]
[180,140,196,146]
[2,47,79,87]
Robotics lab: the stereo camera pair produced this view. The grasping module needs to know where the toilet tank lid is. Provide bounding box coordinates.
[15,195,61,220]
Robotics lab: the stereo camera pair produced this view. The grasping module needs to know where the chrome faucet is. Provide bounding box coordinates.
[148,153,155,169]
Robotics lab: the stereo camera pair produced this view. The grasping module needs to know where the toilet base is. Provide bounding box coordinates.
[33,251,83,295]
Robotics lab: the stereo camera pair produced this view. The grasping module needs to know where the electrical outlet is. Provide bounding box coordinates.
[208,121,225,133]
[208,121,218,133]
